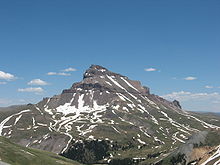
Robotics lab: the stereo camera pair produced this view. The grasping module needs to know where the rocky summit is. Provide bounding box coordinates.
[0,65,220,165]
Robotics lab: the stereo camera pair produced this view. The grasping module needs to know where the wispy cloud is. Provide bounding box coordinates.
[47,72,71,76]
[205,85,214,89]
[183,76,197,80]
[0,71,16,81]
[144,68,157,72]
[28,79,49,86]
[57,72,71,76]
[62,67,77,72]
[47,67,76,76]
[0,82,7,85]
[0,98,12,105]
[18,87,44,93]
[47,72,56,75]
[0,98,27,106]
[162,91,220,101]
[162,91,220,112]
[212,100,220,104]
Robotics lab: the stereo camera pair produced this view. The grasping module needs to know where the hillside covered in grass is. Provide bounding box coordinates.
[0,136,80,165]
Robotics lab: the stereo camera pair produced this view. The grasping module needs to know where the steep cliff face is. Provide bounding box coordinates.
[0,65,219,165]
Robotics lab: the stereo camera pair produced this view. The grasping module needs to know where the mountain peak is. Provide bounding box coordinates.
[83,65,108,79]
[61,64,150,96]
[83,64,122,79]
[89,64,108,70]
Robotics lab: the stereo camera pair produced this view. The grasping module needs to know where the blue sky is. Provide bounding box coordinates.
[0,0,220,112]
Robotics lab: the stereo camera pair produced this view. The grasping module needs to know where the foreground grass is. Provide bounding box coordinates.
[0,136,81,165]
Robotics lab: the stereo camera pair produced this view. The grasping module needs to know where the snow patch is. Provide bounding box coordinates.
[14,114,22,125]
[137,138,146,145]
[121,77,139,92]
[201,145,220,165]
[0,109,31,136]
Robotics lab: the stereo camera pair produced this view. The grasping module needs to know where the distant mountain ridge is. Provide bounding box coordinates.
[0,65,220,165]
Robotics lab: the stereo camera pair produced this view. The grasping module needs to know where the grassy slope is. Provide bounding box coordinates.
[0,137,81,165]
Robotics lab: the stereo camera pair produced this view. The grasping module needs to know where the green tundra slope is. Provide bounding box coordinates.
[0,136,80,165]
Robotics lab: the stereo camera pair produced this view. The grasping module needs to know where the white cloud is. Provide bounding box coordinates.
[0,98,29,106]
[18,87,44,93]
[47,72,71,76]
[0,71,16,81]
[47,72,56,75]
[47,67,76,76]
[144,68,157,72]
[63,67,77,72]
[28,79,48,86]
[0,98,12,105]
[0,82,7,85]
[162,91,220,101]
[205,85,214,89]
[58,72,71,76]
[162,91,220,112]
[212,100,220,104]
[18,99,26,103]
[184,76,197,80]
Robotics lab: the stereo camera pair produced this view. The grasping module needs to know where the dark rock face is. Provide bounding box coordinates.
[173,100,182,109]
[143,86,150,95]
